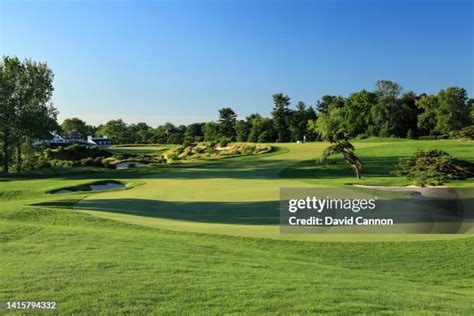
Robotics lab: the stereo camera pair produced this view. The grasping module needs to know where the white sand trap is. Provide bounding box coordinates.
[115,161,146,169]
[53,189,74,194]
[353,184,453,199]
[89,182,125,191]
[215,146,231,151]
[52,182,125,194]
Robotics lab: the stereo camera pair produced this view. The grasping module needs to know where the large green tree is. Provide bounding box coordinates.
[316,95,344,114]
[289,101,316,142]
[218,107,237,139]
[0,56,57,173]
[202,122,221,142]
[235,120,250,142]
[416,94,438,135]
[61,117,91,138]
[434,87,470,134]
[128,122,153,144]
[271,93,291,142]
[184,123,204,143]
[371,80,402,137]
[343,90,376,137]
[97,119,133,144]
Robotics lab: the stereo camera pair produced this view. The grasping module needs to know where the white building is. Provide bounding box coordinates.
[87,136,112,148]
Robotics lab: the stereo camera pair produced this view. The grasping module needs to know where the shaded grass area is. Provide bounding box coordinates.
[1,206,473,314]
[42,198,279,224]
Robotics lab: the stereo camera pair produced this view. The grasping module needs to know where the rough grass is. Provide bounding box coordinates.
[1,138,473,314]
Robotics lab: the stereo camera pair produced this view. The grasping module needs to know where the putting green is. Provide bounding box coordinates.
[75,141,474,242]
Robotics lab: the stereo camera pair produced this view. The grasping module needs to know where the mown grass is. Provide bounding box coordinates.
[1,138,473,314]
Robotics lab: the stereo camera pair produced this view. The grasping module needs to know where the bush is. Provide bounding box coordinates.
[92,157,104,167]
[79,157,92,166]
[101,158,117,169]
[45,144,112,161]
[458,125,474,140]
[394,149,473,186]
[205,147,215,155]
[355,133,369,140]
[218,137,232,147]
[418,135,437,140]
[175,146,185,155]
[182,139,194,147]
[49,159,74,168]
[167,153,178,161]
[194,146,206,154]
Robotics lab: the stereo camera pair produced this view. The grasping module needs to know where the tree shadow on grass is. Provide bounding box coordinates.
[280,156,400,179]
[35,199,280,225]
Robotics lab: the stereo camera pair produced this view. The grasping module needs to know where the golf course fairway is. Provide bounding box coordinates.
[1,139,473,313]
[74,140,474,242]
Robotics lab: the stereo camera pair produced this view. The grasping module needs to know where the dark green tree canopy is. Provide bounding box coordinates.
[218,107,237,139]
[0,56,57,173]
[272,93,291,142]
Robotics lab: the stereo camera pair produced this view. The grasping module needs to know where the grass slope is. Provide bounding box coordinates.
[1,139,473,314]
[75,139,473,240]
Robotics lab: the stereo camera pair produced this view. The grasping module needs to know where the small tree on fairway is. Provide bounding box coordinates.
[321,140,364,179]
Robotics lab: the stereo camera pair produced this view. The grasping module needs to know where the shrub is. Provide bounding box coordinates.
[218,137,232,147]
[80,157,94,166]
[167,153,178,161]
[45,144,112,161]
[49,159,74,168]
[458,125,474,140]
[418,135,437,140]
[355,133,369,140]
[101,158,117,169]
[194,146,206,154]
[175,146,185,155]
[182,139,194,147]
[243,145,256,155]
[394,149,473,186]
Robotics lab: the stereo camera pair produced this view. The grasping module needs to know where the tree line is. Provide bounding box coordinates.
[60,97,318,145]
[1,56,473,174]
[62,80,473,145]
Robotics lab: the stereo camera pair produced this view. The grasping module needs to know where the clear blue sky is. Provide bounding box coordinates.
[1,0,472,126]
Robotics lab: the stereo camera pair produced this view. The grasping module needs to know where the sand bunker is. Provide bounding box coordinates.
[51,181,125,194]
[54,189,74,194]
[115,161,147,169]
[353,184,453,199]
[89,182,125,191]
